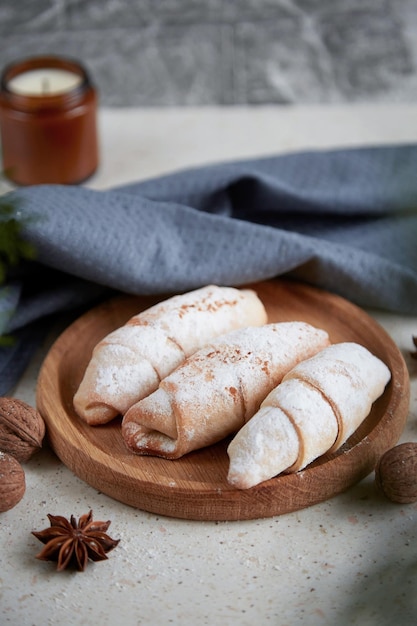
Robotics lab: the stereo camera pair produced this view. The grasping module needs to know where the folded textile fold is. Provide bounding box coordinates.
[1,144,416,393]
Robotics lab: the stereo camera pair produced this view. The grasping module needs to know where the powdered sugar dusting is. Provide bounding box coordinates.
[75,285,267,423]
[124,322,329,458]
[227,341,391,488]
[283,342,391,449]
[227,405,299,489]
[129,285,267,357]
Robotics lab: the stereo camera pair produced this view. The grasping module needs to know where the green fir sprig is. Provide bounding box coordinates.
[0,197,35,283]
[0,193,36,345]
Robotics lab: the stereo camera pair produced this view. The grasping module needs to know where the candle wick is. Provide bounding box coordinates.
[41,77,50,94]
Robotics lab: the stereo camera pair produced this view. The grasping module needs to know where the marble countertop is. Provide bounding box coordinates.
[2,105,417,626]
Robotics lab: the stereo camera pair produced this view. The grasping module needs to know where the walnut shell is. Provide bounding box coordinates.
[0,451,26,512]
[0,397,45,462]
[375,442,417,503]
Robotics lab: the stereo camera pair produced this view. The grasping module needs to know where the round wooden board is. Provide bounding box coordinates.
[36,280,410,521]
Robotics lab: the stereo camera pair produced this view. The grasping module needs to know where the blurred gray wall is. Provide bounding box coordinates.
[1,0,416,107]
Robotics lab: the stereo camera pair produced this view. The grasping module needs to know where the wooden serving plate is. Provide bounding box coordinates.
[36,280,410,521]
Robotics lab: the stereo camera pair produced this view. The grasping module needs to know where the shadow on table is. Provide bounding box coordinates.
[332,479,417,625]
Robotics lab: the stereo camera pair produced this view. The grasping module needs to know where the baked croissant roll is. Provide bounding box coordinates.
[227,342,391,489]
[121,322,330,459]
[74,285,267,425]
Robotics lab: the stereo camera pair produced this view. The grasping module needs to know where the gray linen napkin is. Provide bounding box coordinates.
[1,144,417,394]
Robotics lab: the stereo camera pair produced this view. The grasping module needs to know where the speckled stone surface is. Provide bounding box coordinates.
[1,105,417,625]
[0,1,417,106]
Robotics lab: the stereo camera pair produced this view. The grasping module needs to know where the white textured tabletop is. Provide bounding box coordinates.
[2,105,417,626]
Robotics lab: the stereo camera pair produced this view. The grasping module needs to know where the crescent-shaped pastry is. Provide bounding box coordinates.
[73,285,267,425]
[227,342,391,489]
[121,322,330,459]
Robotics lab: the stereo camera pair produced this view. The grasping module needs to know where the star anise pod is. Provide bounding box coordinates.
[32,510,120,572]
[411,336,417,360]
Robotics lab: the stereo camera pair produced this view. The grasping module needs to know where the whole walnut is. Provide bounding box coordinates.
[375,442,417,504]
[0,397,45,462]
[0,451,26,512]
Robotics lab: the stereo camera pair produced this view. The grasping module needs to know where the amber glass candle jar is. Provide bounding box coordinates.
[0,55,99,185]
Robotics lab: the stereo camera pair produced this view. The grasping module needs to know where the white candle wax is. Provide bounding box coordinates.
[7,68,83,96]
